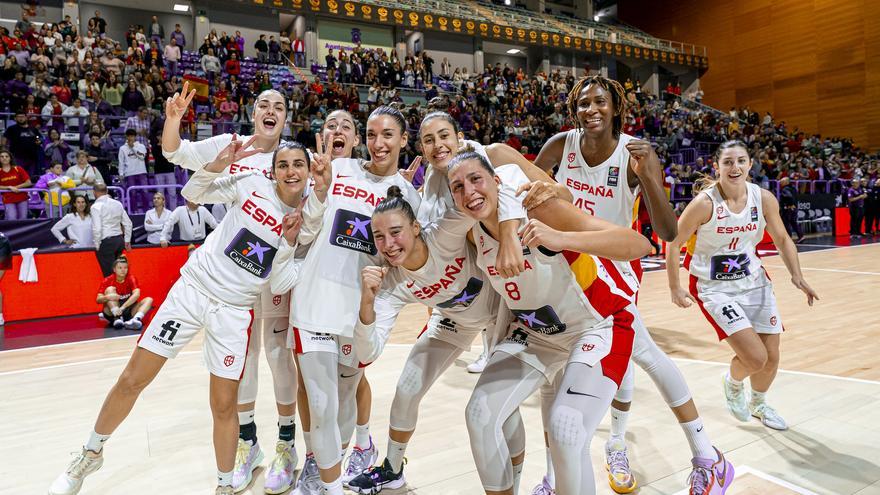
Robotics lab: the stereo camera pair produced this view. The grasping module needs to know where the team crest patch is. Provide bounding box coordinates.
[770,316,777,326]
[512,306,566,335]
[330,209,376,255]
[751,206,759,222]
[341,344,352,355]
[224,228,277,278]
[607,166,620,187]
[567,152,576,163]
[273,295,282,306]
[224,355,235,367]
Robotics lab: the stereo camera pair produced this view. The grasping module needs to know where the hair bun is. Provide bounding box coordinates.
[385,185,403,199]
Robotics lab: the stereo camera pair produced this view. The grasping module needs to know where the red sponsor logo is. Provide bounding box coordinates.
[770,316,777,326]
[224,355,235,367]
[567,152,576,163]
[341,344,352,355]
[242,198,283,236]
[582,343,595,352]
[411,257,466,300]
[716,224,757,234]
[564,178,614,197]
[336,173,350,179]
[273,295,282,306]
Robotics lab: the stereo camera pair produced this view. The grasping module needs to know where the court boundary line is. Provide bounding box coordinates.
[2,345,878,387]
[762,264,880,276]
[671,465,819,495]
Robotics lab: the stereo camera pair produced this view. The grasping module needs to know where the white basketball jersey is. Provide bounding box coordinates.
[555,130,642,291]
[685,182,767,293]
[290,158,421,337]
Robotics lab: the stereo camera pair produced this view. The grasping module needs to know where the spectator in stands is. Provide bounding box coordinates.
[144,191,171,244]
[44,128,71,167]
[201,47,221,81]
[421,50,434,80]
[61,98,89,132]
[124,106,151,147]
[293,35,305,66]
[51,193,94,248]
[778,177,804,243]
[847,177,867,237]
[97,256,152,330]
[224,51,240,76]
[35,161,73,215]
[234,30,245,55]
[170,23,186,48]
[118,128,149,213]
[255,34,269,63]
[85,133,113,183]
[88,11,107,36]
[440,57,451,78]
[269,35,281,64]
[91,182,131,276]
[6,71,29,112]
[280,31,291,59]
[159,199,217,247]
[0,149,32,220]
[67,150,104,196]
[51,77,72,105]
[77,71,101,103]
[146,40,163,69]
[2,112,41,176]
[100,73,124,107]
[149,15,165,47]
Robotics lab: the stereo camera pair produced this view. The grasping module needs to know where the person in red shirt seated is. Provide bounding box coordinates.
[97,257,153,330]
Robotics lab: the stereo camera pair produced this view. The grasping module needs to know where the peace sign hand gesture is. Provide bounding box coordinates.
[205,134,264,173]
[164,80,197,122]
[311,133,333,201]
[400,155,422,184]
[281,201,305,247]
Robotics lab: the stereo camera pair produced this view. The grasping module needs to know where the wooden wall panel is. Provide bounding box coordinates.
[619,0,880,151]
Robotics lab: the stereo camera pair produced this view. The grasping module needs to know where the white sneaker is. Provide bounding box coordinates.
[467,351,489,373]
[0,313,5,325]
[722,375,750,422]
[123,317,143,330]
[112,318,125,329]
[97,312,108,322]
[264,440,298,494]
[342,437,379,484]
[750,402,788,430]
[216,487,234,495]
[48,448,104,495]
[232,439,264,492]
[292,454,322,495]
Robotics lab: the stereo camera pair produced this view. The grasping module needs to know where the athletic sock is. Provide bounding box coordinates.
[218,469,233,487]
[278,415,296,448]
[609,406,629,444]
[512,461,524,494]
[545,447,555,488]
[238,410,255,425]
[680,418,716,460]
[239,422,257,445]
[355,423,371,450]
[725,371,743,387]
[303,430,312,455]
[133,311,144,320]
[85,430,111,453]
[750,390,766,407]
[321,477,344,495]
[386,439,407,473]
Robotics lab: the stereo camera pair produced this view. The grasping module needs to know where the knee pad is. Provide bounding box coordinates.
[465,388,491,432]
[389,360,427,432]
[549,405,588,450]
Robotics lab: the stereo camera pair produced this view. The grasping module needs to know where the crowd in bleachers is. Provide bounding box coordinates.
[2,8,878,227]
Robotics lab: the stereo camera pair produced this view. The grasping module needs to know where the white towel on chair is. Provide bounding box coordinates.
[19,248,38,283]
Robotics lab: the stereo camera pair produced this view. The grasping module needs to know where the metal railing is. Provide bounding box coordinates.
[12,185,125,219]
[124,184,183,215]
[668,179,853,203]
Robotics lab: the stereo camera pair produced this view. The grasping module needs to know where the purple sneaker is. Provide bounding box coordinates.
[342,437,378,484]
[688,447,734,495]
[231,439,263,492]
[264,440,297,494]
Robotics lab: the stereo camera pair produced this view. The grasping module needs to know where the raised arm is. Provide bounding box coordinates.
[761,189,819,306]
[161,81,226,171]
[487,142,572,202]
[626,140,677,241]
[354,266,407,364]
[181,135,263,205]
[664,194,712,308]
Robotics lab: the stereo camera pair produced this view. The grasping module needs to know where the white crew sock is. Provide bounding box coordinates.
[133,311,144,320]
[545,447,555,487]
[726,371,743,387]
[303,430,312,454]
[355,423,371,450]
[750,390,766,406]
[609,406,629,442]
[386,438,407,473]
[238,410,255,425]
[218,469,233,487]
[680,418,716,460]
[512,461,524,494]
[321,477,344,495]
[85,430,111,453]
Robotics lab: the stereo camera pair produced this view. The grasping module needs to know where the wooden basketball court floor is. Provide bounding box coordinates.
[2,243,879,494]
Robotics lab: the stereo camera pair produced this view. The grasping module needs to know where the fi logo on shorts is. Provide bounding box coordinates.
[225,228,278,278]
[330,209,376,255]
[512,305,567,335]
[437,277,484,309]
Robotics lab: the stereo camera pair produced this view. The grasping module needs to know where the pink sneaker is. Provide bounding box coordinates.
[688,447,734,495]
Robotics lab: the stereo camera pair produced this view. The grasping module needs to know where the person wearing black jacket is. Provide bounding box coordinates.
[85,132,114,184]
[779,177,804,242]
[865,178,880,236]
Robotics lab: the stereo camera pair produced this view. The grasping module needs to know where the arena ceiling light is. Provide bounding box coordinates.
[506,48,520,54]
[173,3,190,12]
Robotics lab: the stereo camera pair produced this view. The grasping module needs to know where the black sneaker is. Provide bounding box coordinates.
[347,458,406,494]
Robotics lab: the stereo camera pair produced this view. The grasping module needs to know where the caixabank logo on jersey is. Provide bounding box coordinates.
[331,209,376,255]
[512,306,567,335]
[225,228,278,278]
[710,253,751,281]
[436,277,484,309]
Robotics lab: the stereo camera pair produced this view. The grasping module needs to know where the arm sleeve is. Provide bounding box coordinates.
[497,183,528,222]
[160,210,178,242]
[180,168,243,205]
[297,191,327,246]
[50,215,70,242]
[121,209,132,243]
[162,134,228,172]
[269,241,303,294]
[353,291,407,364]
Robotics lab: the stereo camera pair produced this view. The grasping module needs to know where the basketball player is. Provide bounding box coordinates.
[48,136,319,495]
[349,111,565,493]
[534,75,731,495]
[282,106,421,495]
[666,140,818,433]
[447,152,650,495]
[96,256,153,330]
[162,84,304,493]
